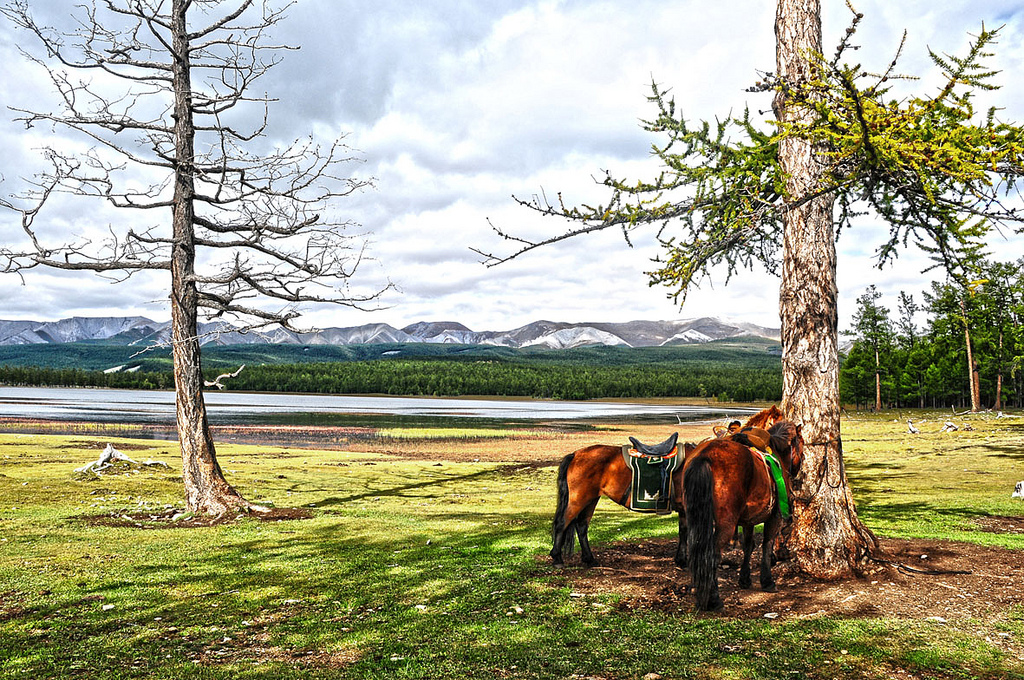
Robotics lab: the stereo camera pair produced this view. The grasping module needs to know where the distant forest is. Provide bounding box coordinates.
[0,340,783,402]
[840,260,1024,410]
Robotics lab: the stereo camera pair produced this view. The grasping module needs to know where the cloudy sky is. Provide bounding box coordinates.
[1,0,1022,333]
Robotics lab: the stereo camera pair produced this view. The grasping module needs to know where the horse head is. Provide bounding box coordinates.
[743,405,784,430]
[768,421,804,478]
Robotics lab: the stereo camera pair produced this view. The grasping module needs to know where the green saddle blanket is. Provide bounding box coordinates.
[759,450,791,519]
[622,445,683,514]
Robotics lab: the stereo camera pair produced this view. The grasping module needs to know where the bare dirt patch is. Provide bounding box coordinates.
[548,536,1024,627]
[77,506,313,529]
[974,515,1024,535]
[0,591,30,622]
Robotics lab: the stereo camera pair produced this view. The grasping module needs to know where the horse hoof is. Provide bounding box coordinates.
[738,578,752,589]
[694,596,724,612]
[761,583,778,593]
[552,561,565,570]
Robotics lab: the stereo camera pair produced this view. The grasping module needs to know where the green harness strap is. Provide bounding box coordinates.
[760,448,791,519]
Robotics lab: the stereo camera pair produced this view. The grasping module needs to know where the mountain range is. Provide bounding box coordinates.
[0,315,780,350]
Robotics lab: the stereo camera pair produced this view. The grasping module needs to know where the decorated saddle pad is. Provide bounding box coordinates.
[622,444,682,514]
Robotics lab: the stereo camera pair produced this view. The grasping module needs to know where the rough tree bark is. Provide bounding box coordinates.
[169,0,256,515]
[774,0,878,578]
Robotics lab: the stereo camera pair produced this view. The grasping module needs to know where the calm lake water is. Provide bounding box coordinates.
[0,386,752,425]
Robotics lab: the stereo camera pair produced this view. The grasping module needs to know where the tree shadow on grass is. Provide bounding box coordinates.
[3,510,598,677]
[312,466,505,507]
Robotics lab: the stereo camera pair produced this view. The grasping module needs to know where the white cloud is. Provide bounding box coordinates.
[0,0,1022,335]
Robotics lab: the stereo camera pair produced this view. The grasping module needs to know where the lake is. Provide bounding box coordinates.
[0,385,752,426]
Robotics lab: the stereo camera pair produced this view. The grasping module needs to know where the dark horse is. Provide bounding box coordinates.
[549,406,787,568]
[684,420,804,610]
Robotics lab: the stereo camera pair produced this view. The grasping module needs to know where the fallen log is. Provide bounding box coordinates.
[75,443,170,475]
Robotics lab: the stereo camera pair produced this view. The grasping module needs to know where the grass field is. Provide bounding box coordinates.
[1,409,1022,679]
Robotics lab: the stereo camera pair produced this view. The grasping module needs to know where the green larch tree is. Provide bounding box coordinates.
[478,1,1024,577]
[847,285,893,410]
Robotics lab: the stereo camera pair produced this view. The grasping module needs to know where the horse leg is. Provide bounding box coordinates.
[760,514,780,592]
[551,453,582,567]
[738,524,755,589]
[706,540,725,611]
[576,498,600,566]
[674,510,688,569]
[550,514,572,567]
[551,496,589,567]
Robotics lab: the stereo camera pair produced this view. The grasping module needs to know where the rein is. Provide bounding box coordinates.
[867,555,972,576]
[800,437,846,494]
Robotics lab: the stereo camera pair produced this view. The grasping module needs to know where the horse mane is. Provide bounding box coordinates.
[743,405,783,430]
[767,420,797,459]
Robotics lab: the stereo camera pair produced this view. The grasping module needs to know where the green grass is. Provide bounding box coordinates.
[1,411,1022,679]
[843,410,1024,548]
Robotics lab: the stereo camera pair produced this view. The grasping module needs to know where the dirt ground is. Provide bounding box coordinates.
[547,534,1023,624]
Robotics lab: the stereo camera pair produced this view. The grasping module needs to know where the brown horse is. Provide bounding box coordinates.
[549,406,785,568]
[748,404,783,428]
[550,432,688,568]
[684,420,804,610]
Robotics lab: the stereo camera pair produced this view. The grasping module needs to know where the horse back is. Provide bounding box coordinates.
[685,438,774,524]
[566,442,627,487]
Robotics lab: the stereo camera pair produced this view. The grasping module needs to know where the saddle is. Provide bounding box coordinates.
[622,433,681,514]
[628,432,679,458]
[728,426,771,452]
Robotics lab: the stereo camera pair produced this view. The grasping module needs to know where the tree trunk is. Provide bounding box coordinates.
[170,0,258,516]
[874,348,882,411]
[774,0,877,579]
[995,332,1003,410]
[959,297,981,412]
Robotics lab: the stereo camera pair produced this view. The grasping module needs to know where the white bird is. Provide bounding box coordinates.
[907,419,919,434]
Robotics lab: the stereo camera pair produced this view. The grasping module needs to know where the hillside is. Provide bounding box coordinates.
[0,337,784,401]
[0,336,782,373]
[0,315,780,350]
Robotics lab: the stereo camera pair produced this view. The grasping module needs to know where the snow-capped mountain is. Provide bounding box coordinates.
[0,316,160,345]
[0,316,780,349]
[520,326,632,350]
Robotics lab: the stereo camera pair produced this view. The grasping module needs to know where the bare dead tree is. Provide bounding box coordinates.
[0,0,388,515]
[204,364,245,389]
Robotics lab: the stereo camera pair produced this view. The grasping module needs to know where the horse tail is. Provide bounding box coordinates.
[552,452,577,558]
[685,455,717,610]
